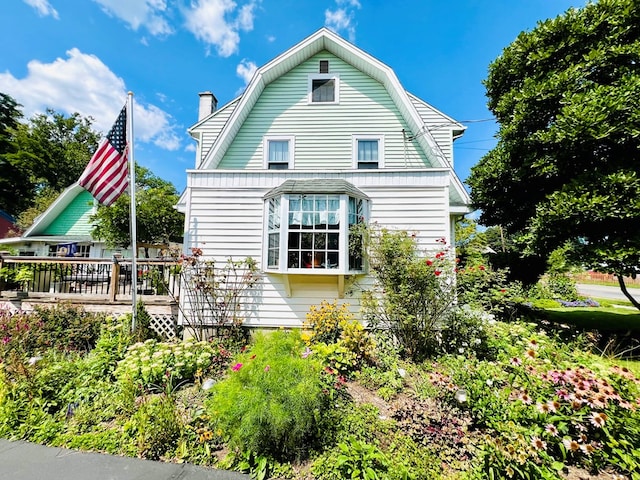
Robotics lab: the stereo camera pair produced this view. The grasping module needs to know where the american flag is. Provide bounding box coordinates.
[79,105,129,206]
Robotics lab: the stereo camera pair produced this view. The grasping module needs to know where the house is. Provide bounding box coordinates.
[177,27,471,328]
[0,209,17,239]
[0,183,134,258]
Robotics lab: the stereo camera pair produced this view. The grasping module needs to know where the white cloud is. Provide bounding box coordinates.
[23,0,59,19]
[183,0,258,57]
[337,0,360,7]
[236,59,257,85]
[92,0,173,36]
[325,0,360,42]
[0,49,181,151]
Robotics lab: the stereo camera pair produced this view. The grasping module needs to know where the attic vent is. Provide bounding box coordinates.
[319,60,329,73]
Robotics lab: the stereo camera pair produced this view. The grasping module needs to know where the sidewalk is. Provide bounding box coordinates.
[0,439,250,480]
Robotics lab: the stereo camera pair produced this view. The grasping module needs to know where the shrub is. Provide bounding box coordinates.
[362,228,455,361]
[545,273,579,302]
[438,305,492,358]
[115,339,230,391]
[206,330,336,461]
[121,393,182,460]
[304,300,376,368]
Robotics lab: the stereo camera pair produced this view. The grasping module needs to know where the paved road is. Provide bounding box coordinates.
[577,283,640,303]
[0,439,249,480]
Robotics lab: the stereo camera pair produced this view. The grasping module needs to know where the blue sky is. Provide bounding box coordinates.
[2,0,587,193]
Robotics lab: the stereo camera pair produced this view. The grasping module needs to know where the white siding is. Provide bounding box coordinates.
[191,99,239,166]
[218,53,430,170]
[184,170,450,328]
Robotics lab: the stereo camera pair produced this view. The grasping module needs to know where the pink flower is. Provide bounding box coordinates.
[531,436,546,451]
[563,438,581,453]
[537,402,550,414]
[519,391,533,405]
[589,412,607,428]
[510,357,522,366]
[302,347,313,359]
[264,365,270,372]
[545,424,559,437]
[231,363,243,371]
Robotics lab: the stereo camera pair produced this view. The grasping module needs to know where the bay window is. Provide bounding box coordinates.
[264,180,368,274]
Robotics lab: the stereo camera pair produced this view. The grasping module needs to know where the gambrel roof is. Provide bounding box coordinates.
[188,27,470,209]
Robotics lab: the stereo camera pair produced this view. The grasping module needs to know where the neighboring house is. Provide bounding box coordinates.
[0,183,134,258]
[177,27,472,328]
[0,210,17,239]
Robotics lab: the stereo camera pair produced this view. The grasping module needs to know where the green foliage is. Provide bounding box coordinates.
[362,228,456,361]
[468,0,640,288]
[0,305,105,380]
[304,300,376,368]
[124,393,181,460]
[433,320,640,479]
[544,274,579,301]
[115,339,229,392]
[334,437,392,480]
[0,93,30,216]
[132,302,160,343]
[438,305,492,358]
[304,300,351,344]
[14,187,60,232]
[455,261,519,318]
[90,164,184,253]
[206,330,335,461]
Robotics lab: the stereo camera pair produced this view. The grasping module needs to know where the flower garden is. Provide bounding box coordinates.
[0,230,638,480]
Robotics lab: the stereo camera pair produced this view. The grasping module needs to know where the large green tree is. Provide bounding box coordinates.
[0,93,31,217]
[11,108,100,192]
[467,0,640,308]
[0,93,102,220]
[90,166,184,257]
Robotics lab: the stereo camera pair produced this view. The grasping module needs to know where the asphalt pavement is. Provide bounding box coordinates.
[576,283,640,303]
[0,439,250,480]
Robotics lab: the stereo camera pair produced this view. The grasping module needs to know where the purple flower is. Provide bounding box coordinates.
[231,363,243,371]
[302,347,313,359]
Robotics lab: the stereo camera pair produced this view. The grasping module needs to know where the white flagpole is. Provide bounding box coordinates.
[127,91,138,332]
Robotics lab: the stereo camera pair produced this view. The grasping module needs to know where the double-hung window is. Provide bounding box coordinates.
[354,135,384,169]
[264,180,368,274]
[264,136,294,169]
[308,74,340,104]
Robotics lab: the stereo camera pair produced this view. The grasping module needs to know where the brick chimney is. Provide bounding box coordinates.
[198,91,218,121]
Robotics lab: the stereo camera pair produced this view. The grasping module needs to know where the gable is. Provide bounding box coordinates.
[197,28,449,172]
[41,190,95,236]
[218,52,429,170]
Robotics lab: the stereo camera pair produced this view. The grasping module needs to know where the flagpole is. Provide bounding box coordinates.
[127,91,138,332]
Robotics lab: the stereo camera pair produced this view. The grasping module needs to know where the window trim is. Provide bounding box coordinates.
[263,135,295,169]
[307,73,340,104]
[353,135,384,169]
[262,192,368,275]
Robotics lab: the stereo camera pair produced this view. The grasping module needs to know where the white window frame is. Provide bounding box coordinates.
[263,193,368,275]
[307,73,340,104]
[353,135,384,169]
[263,135,295,169]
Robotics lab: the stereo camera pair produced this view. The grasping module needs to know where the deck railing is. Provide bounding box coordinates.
[0,254,181,301]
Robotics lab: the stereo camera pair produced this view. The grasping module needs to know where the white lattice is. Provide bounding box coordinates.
[150,314,178,340]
